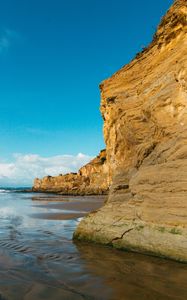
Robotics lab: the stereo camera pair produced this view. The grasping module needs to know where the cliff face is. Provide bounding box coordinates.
[74,0,187,262]
[33,150,110,195]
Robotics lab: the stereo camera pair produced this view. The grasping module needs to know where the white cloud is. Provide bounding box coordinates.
[0,153,93,187]
[0,37,9,53]
[0,28,19,53]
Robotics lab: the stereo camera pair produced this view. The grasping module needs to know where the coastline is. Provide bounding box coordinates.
[31,0,187,263]
[74,0,187,263]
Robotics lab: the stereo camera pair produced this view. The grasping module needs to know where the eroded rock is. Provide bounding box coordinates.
[74,0,187,262]
[33,150,110,195]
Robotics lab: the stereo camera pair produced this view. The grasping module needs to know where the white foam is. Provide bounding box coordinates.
[0,189,10,193]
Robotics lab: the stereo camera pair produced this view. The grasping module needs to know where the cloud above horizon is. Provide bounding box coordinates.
[0,153,93,187]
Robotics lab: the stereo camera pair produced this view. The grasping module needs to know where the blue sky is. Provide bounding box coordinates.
[0,0,173,186]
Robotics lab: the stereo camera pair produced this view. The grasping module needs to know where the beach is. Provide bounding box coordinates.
[0,190,187,300]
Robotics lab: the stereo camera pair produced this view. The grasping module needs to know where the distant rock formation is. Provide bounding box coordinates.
[33,150,110,195]
[74,0,187,262]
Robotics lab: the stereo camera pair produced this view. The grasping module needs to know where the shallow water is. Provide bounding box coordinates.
[0,191,187,300]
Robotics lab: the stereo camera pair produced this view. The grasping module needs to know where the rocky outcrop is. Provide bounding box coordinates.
[33,150,110,195]
[74,0,187,262]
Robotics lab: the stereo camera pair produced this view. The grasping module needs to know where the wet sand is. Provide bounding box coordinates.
[31,195,106,220]
[0,191,187,300]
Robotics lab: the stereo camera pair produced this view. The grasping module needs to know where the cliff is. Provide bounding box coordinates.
[33,149,110,195]
[74,0,187,262]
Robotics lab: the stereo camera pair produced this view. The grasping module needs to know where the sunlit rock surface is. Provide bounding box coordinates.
[74,0,187,262]
[33,150,110,195]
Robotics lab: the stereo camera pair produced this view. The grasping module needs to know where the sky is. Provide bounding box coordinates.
[0,0,173,186]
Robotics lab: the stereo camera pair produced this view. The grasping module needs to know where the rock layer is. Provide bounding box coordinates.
[74,0,187,262]
[33,150,110,195]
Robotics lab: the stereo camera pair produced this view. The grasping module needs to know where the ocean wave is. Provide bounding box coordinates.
[0,189,10,193]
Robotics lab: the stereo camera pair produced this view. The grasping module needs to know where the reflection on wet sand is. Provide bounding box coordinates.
[75,241,187,300]
[31,195,106,220]
[0,192,186,300]
[30,212,86,220]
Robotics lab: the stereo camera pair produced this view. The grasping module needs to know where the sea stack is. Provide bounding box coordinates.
[74,0,187,262]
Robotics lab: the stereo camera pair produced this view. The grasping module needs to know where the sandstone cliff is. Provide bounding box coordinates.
[33,149,110,195]
[74,0,187,262]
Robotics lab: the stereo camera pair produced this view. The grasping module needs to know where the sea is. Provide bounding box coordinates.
[0,188,187,300]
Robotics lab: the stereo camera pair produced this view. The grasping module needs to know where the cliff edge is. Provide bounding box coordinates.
[74,0,187,262]
[33,150,110,195]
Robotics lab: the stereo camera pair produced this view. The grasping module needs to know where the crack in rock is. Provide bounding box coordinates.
[110,227,134,244]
